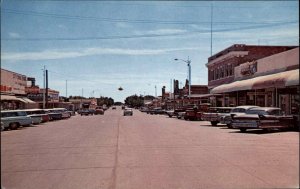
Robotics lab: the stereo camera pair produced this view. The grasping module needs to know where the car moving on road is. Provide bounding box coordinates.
[231,107,298,132]
[123,108,133,116]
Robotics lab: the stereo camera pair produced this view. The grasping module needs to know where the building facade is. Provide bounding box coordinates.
[208,46,299,116]
[206,44,297,90]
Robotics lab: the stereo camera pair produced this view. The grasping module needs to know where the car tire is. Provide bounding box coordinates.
[211,121,218,126]
[10,122,19,130]
[240,128,247,133]
[227,124,232,128]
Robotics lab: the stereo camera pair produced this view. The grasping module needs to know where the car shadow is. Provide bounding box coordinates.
[228,129,297,135]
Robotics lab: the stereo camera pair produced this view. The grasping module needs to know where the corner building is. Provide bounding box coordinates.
[206,44,299,117]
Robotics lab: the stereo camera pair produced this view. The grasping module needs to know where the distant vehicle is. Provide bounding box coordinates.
[231,107,297,132]
[24,109,50,123]
[123,108,133,116]
[202,107,235,126]
[112,106,117,110]
[122,105,125,110]
[1,110,33,130]
[47,108,71,119]
[150,107,164,115]
[165,110,175,117]
[177,112,186,119]
[79,109,92,116]
[220,106,259,128]
[1,122,5,131]
[95,108,104,115]
[184,103,211,121]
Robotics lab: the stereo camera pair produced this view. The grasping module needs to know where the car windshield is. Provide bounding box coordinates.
[245,109,268,115]
[231,108,246,113]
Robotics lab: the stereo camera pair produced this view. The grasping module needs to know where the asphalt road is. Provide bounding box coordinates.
[1,107,299,189]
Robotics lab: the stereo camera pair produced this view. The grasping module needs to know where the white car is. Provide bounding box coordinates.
[123,108,133,116]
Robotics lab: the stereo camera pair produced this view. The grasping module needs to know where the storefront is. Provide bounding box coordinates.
[211,69,299,115]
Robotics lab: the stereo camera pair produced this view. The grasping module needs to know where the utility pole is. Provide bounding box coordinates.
[45,69,48,108]
[43,66,45,109]
[155,85,157,97]
[210,3,213,56]
[66,80,68,98]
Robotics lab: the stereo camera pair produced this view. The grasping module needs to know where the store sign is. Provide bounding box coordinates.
[241,61,257,75]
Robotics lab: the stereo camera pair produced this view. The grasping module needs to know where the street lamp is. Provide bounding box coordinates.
[174,57,191,98]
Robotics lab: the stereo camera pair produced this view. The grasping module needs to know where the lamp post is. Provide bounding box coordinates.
[174,57,191,98]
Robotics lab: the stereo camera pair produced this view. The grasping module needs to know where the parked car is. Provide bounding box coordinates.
[123,108,133,116]
[79,109,92,116]
[50,108,71,119]
[177,112,186,119]
[220,105,259,128]
[165,109,175,117]
[95,108,104,115]
[1,110,33,130]
[24,109,50,123]
[45,109,63,120]
[1,122,5,131]
[150,107,165,115]
[184,103,211,121]
[231,107,297,132]
[202,107,235,126]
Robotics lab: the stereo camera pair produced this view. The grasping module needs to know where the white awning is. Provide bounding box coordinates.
[1,95,27,103]
[19,97,36,103]
[211,69,299,94]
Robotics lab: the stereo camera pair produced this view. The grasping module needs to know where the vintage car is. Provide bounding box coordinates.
[1,110,33,130]
[150,107,164,115]
[231,107,297,132]
[45,109,63,120]
[202,107,235,126]
[79,109,94,116]
[123,108,133,116]
[165,110,175,117]
[184,103,211,121]
[24,109,50,123]
[220,105,259,128]
[95,108,104,115]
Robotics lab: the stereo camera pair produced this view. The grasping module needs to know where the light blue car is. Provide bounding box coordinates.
[1,110,33,130]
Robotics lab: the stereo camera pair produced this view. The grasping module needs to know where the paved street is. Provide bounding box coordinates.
[1,107,299,189]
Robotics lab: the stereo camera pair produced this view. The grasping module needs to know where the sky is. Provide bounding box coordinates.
[1,1,299,102]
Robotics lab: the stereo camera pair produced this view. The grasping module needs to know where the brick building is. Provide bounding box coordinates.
[206,44,297,90]
[208,45,299,117]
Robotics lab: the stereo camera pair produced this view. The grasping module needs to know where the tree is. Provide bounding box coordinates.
[124,95,144,107]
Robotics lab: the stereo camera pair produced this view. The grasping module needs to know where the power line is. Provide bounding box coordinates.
[2,21,297,41]
[2,8,297,25]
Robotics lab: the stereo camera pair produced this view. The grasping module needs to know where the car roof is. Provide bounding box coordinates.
[1,110,27,112]
[247,107,281,111]
[234,105,259,109]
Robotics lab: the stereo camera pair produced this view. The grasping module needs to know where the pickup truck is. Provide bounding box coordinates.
[184,103,211,121]
[202,107,235,126]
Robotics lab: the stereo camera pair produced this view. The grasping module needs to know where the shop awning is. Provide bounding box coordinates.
[1,95,27,103]
[211,69,299,94]
[252,69,299,89]
[19,97,36,103]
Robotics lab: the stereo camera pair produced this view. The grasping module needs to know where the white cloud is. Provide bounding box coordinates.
[8,32,21,38]
[134,28,187,35]
[2,47,200,61]
[115,22,131,28]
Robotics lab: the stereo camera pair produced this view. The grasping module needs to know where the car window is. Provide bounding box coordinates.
[17,111,27,116]
[268,109,282,116]
[245,109,267,115]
